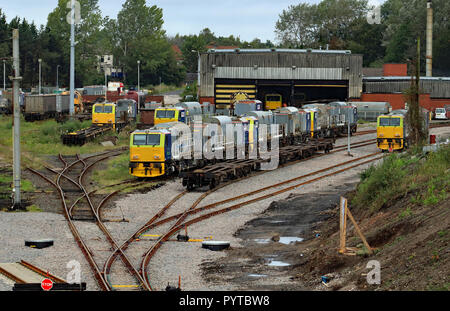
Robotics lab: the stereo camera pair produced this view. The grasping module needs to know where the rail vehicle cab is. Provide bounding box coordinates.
[377,114,405,151]
[303,109,317,138]
[92,103,116,128]
[154,107,186,125]
[265,94,282,110]
[129,129,172,177]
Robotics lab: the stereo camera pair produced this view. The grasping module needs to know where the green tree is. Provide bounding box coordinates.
[46,0,105,87]
[382,0,450,75]
[181,35,207,73]
[106,0,183,86]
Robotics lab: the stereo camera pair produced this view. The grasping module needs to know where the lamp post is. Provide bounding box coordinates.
[38,58,42,95]
[56,65,60,90]
[104,66,108,102]
[137,60,140,108]
[3,59,5,91]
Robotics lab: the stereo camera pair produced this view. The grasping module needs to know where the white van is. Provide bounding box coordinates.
[434,108,447,120]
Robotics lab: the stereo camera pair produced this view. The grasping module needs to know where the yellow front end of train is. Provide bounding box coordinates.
[129,131,166,177]
[377,115,405,151]
[265,94,282,110]
[92,103,116,128]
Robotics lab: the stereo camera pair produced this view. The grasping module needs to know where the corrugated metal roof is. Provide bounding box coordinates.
[215,67,343,80]
[206,48,352,54]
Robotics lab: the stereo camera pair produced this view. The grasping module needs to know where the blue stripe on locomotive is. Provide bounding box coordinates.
[165,133,172,160]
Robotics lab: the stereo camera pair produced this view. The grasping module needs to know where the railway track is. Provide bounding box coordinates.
[139,151,384,290]
[102,136,379,290]
[102,142,382,290]
[28,149,150,291]
[0,260,67,284]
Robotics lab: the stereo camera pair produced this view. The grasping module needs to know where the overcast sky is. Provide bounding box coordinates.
[1,0,384,43]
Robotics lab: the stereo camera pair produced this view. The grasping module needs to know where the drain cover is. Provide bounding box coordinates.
[202,241,230,251]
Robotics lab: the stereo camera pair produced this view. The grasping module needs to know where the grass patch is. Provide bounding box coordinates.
[0,172,36,193]
[26,204,42,212]
[91,152,130,187]
[352,145,450,213]
[0,115,134,169]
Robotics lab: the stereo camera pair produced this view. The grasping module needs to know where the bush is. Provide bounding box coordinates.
[352,146,449,213]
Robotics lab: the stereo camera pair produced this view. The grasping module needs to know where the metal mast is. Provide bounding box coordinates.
[69,0,75,115]
[11,29,22,209]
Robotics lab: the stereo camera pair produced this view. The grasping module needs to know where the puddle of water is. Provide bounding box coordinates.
[248,274,268,278]
[254,237,303,245]
[267,260,291,267]
[278,237,304,245]
[268,220,285,224]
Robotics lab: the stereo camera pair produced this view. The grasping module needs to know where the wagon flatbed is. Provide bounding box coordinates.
[180,139,334,190]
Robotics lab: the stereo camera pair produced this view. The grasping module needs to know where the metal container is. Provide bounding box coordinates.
[243,110,273,125]
[117,99,138,121]
[350,101,391,121]
[175,102,202,117]
[234,100,263,116]
[25,95,54,114]
[303,103,330,129]
[55,94,70,113]
[273,106,300,136]
[201,102,215,115]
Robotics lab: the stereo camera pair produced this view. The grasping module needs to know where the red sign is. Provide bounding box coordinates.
[41,278,53,291]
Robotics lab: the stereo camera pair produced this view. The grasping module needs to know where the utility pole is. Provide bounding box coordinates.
[426,0,433,77]
[3,59,5,91]
[104,66,108,102]
[137,60,140,108]
[11,29,22,209]
[56,64,60,90]
[69,0,75,115]
[38,58,42,94]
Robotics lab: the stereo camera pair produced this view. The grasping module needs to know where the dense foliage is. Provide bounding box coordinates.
[275,0,450,74]
[0,0,185,89]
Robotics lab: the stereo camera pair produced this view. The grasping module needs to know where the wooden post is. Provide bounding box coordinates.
[339,197,373,255]
[339,197,348,253]
[346,208,373,255]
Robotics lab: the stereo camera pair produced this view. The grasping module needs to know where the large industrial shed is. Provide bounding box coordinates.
[198,49,363,109]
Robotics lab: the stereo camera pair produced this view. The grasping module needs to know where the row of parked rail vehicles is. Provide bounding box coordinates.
[128,100,358,178]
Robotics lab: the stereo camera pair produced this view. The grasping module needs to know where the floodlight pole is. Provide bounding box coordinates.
[137,60,140,108]
[11,29,22,209]
[69,0,75,115]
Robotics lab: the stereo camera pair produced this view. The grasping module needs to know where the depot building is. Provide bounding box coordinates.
[197,48,364,110]
[197,49,450,112]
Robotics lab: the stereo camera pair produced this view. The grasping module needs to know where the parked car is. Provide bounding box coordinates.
[434,107,447,120]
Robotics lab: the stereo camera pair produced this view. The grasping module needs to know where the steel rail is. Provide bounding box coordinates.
[19,260,67,283]
[139,152,384,289]
[27,167,111,291]
[27,148,133,291]
[67,153,149,291]
[102,190,188,291]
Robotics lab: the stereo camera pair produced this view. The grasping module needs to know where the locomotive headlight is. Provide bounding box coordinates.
[108,119,112,122]
[132,155,139,160]
[94,119,99,122]
[379,133,384,137]
[395,133,400,137]
[154,155,160,160]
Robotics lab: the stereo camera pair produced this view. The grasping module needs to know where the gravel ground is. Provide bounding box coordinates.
[1,126,448,291]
